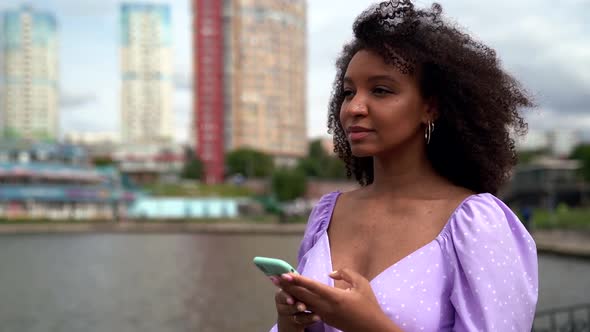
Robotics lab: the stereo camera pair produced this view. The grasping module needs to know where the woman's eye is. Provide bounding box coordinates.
[343,89,354,98]
[373,87,392,95]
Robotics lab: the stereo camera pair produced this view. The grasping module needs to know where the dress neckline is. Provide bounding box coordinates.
[321,191,481,285]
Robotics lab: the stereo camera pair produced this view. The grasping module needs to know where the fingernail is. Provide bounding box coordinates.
[281,273,293,281]
[286,297,294,305]
[329,270,338,276]
[312,315,320,322]
[297,303,306,312]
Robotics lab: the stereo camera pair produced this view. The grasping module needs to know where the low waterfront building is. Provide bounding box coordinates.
[0,141,137,220]
[112,143,186,184]
[501,157,589,208]
[127,197,245,220]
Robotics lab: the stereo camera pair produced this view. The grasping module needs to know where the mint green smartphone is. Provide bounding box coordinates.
[253,256,299,276]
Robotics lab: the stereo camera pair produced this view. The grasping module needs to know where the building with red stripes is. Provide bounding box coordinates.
[192,0,307,184]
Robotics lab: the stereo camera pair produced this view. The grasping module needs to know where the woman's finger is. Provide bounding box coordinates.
[329,268,366,289]
[280,273,337,300]
[269,276,281,287]
[280,282,321,306]
[276,302,309,315]
[292,312,321,326]
[275,288,295,305]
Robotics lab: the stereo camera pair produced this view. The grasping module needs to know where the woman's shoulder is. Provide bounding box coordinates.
[297,191,341,262]
[302,188,365,236]
[452,192,517,223]
[447,192,517,225]
[441,192,531,248]
[312,191,341,215]
[444,193,538,331]
[304,191,341,230]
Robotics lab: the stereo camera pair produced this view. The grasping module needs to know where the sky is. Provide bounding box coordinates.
[1,0,589,148]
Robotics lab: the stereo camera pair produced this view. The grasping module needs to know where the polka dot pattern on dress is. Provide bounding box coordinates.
[269,192,538,332]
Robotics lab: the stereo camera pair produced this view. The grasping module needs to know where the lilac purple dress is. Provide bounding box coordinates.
[270,191,538,332]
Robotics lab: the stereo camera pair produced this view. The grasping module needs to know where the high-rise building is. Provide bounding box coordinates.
[121,3,173,144]
[193,0,225,184]
[0,6,59,141]
[193,0,307,184]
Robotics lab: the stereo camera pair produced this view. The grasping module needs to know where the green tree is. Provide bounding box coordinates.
[271,168,307,202]
[570,144,590,181]
[517,148,549,165]
[92,156,114,167]
[226,148,274,177]
[325,157,347,179]
[308,139,326,160]
[297,156,323,177]
[4,128,19,139]
[181,157,204,180]
[297,139,347,179]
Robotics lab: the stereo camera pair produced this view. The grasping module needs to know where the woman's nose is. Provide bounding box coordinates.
[345,98,368,116]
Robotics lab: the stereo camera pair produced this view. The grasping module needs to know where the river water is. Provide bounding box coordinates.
[0,233,588,332]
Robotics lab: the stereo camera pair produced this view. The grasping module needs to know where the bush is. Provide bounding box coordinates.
[226,148,274,178]
[181,157,204,180]
[271,168,307,202]
[297,139,347,179]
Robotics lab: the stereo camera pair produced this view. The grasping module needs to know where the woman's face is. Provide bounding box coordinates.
[339,49,432,158]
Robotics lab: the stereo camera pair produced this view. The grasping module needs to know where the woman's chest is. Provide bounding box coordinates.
[302,235,456,332]
[327,210,447,285]
[368,242,455,331]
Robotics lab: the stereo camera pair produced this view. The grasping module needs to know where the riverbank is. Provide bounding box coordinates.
[532,229,590,259]
[0,222,588,257]
[0,221,307,235]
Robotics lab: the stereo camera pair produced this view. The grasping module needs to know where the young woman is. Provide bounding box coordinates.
[269,1,538,331]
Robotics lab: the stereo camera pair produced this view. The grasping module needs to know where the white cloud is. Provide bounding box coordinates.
[60,91,97,109]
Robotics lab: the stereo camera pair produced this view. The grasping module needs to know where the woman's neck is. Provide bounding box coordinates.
[367,141,441,197]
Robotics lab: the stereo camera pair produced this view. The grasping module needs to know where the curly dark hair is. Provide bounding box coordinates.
[327,0,534,194]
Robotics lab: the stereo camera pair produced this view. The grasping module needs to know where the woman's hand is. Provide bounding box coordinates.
[271,276,321,331]
[277,269,402,332]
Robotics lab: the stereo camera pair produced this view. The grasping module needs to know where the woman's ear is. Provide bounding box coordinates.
[429,97,440,120]
[422,97,439,123]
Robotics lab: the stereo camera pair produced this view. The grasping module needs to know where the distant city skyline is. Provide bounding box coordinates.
[0,0,588,143]
[0,5,59,140]
[120,3,174,144]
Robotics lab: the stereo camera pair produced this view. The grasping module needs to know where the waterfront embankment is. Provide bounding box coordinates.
[0,222,588,258]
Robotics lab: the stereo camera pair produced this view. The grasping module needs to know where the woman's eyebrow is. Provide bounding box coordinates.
[366,74,399,84]
[343,75,399,85]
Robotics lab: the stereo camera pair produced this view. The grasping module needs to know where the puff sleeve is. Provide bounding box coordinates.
[447,194,538,332]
